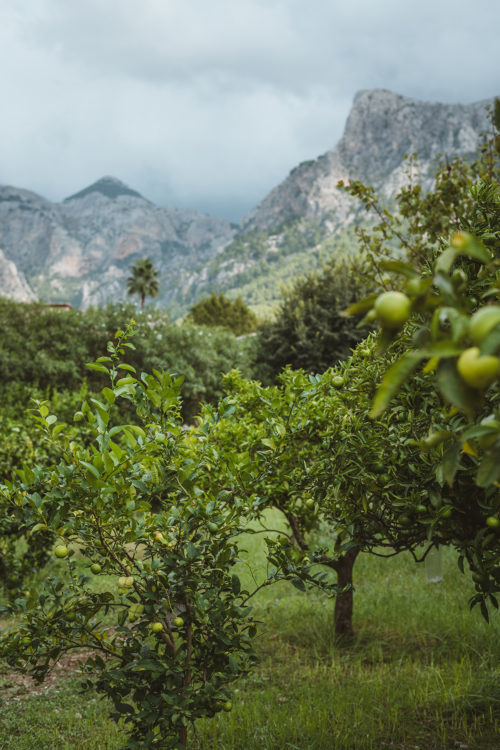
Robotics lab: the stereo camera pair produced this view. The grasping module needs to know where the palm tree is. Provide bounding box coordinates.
[127,257,160,310]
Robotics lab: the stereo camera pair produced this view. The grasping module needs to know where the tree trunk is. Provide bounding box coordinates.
[333,547,359,637]
[178,725,187,747]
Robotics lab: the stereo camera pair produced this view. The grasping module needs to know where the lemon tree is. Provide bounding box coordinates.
[345,99,500,617]
[0,324,324,749]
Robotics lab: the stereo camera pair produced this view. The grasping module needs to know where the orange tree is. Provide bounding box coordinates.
[344,99,500,618]
[0,324,330,749]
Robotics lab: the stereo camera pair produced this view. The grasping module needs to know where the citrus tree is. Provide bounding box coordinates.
[344,99,500,617]
[0,324,329,749]
[195,332,453,636]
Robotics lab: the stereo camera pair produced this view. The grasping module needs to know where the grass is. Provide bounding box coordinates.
[2,511,500,748]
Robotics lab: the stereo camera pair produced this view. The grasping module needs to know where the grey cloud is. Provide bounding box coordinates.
[1,0,499,222]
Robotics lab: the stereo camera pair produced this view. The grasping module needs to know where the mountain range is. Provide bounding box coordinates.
[0,89,495,317]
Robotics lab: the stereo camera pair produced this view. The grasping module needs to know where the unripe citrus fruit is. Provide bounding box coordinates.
[405,278,423,296]
[486,516,500,529]
[332,375,344,387]
[54,545,69,559]
[173,616,184,627]
[374,291,411,329]
[457,347,500,389]
[90,563,102,574]
[151,622,164,633]
[118,576,134,588]
[305,498,315,509]
[469,306,500,344]
[223,700,232,712]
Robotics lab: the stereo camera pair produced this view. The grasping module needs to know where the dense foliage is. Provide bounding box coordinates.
[2,101,500,750]
[0,325,335,748]
[0,300,251,422]
[196,333,456,635]
[187,292,258,335]
[345,99,500,616]
[254,256,369,383]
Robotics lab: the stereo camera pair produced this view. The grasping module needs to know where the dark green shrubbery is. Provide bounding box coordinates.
[187,292,258,336]
[254,256,370,383]
[0,301,251,422]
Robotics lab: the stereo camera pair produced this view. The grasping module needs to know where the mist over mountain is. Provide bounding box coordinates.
[0,89,495,316]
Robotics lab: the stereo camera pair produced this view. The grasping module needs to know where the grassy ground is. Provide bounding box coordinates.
[1,512,500,749]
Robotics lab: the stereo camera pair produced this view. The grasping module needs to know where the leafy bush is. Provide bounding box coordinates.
[0,301,251,422]
[187,292,258,335]
[0,325,329,748]
[254,256,370,383]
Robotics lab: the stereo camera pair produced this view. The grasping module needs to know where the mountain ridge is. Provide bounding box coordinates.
[0,88,497,316]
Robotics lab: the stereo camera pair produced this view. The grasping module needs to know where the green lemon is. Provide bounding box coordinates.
[469,306,500,344]
[173,616,184,627]
[54,545,69,559]
[223,700,232,712]
[486,516,500,529]
[457,347,500,389]
[374,291,411,329]
[151,622,164,633]
[90,563,102,574]
[332,375,344,387]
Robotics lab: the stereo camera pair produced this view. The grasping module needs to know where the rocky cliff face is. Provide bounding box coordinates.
[0,177,236,312]
[0,90,496,314]
[242,89,492,232]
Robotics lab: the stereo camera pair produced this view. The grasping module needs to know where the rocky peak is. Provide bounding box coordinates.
[64,176,148,203]
[243,89,495,232]
[337,88,489,181]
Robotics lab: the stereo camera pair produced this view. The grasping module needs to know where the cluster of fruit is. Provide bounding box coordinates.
[372,290,500,391]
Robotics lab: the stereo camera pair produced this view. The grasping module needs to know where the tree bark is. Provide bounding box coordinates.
[178,725,187,747]
[333,547,359,637]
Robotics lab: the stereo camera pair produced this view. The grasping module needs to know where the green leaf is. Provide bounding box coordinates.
[477,447,500,487]
[435,248,459,275]
[231,574,241,595]
[370,352,424,418]
[343,294,379,317]
[439,442,461,486]
[80,461,101,479]
[86,363,110,373]
[436,359,476,415]
[102,387,116,404]
[379,259,419,279]
[480,322,500,355]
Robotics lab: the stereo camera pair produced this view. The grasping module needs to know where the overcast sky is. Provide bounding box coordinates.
[1,0,499,223]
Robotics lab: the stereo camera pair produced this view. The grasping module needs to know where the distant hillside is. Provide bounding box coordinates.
[0,177,236,314]
[167,89,496,315]
[0,89,496,317]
